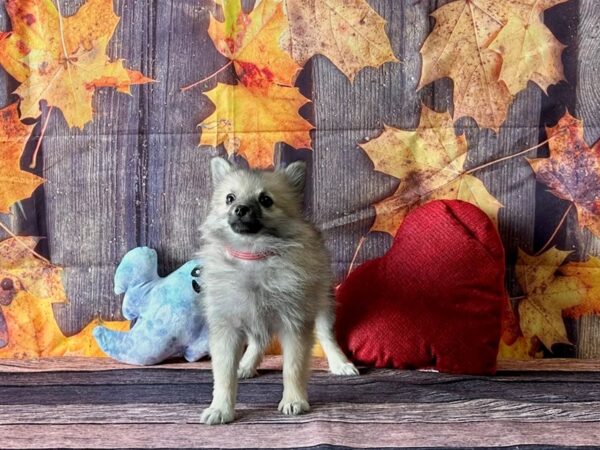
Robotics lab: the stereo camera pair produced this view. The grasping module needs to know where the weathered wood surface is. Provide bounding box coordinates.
[0,0,598,357]
[0,360,599,448]
[574,0,600,358]
[2,355,600,373]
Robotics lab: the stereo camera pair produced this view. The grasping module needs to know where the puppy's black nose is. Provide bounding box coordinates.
[234,205,250,217]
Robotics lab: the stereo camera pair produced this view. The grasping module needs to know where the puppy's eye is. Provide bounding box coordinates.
[226,194,235,205]
[259,193,273,208]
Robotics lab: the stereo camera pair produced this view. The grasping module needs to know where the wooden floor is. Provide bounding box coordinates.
[0,357,599,449]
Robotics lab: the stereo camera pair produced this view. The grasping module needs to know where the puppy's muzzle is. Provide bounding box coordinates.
[228,203,263,234]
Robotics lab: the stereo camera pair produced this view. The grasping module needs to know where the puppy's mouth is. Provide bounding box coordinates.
[229,219,263,235]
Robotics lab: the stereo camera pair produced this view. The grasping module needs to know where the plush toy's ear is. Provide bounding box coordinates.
[210,157,233,185]
[114,247,159,294]
[283,161,306,193]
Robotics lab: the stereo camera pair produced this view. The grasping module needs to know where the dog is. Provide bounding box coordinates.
[198,157,358,425]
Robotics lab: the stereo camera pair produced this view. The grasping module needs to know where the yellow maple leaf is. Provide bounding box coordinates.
[282,0,397,80]
[64,318,130,357]
[360,106,501,235]
[561,256,600,319]
[0,236,129,357]
[516,248,585,351]
[0,291,66,357]
[419,0,567,131]
[0,237,66,303]
[488,13,566,95]
[0,103,43,213]
[0,290,129,358]
[209,0,300,87]
[0,0,152,128]
[199,82,313,168]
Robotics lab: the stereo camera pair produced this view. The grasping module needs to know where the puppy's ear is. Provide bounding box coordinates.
[284,161,306,193]
[210,157,233,185]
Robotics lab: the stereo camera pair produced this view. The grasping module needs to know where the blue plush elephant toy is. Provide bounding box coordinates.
[93,247,210,365]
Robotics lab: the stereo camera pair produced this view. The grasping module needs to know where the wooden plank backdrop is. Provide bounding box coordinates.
[0,0,599,356]
[1,357,600,448]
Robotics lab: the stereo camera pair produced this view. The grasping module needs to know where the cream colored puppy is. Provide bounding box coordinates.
[199,157,358,425]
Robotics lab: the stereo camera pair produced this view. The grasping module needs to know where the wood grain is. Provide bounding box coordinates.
[2,355,600,373]
[574,0,600,358]
[1,421,599,448]
[41,0,150,335]
[1,357,599,448]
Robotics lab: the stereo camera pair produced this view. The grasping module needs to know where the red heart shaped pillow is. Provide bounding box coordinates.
[336,200,505,375]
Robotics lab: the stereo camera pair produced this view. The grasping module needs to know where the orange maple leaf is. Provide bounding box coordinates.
[209,0,300,87]
[0,103,43,213]
[497,336,543,361]
[528,112,600,238]
[419,0,567,130]
[199,82,313,168]
[0,0,152,128]
[561,256,600,319]
[360,106,501,235]
[0,236,129,357]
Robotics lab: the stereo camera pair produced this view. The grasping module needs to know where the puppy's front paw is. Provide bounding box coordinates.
[278,398,310,416]
[330,361,359,376]
[201,406,234,425]
[237,365,258,379]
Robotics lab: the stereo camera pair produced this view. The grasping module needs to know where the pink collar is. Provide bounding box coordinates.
[226,247,277,261]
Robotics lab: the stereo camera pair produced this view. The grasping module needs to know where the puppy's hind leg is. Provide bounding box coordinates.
[238,334,268,379]
[201,325,243,425]
[278,326,313,416]
[316,304,359,376]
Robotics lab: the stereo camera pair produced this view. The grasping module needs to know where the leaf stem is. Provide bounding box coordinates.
[30,106,53,169]
[465,134,560,175]
[535,203,574,256]
[346,235,366,279]
[180,61,233,93]
[0,221,50,263]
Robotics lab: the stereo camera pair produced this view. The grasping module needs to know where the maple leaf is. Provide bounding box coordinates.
[0,103,43,213]
[497,336,543,361]
[0,0,152,128]
[0,290,129,357]
[0,237,66,303]
[199,82,313,168]
[282,0,397,80]
[419,0,567,130]
[0,291,66,357]
[561,256,600,319]
[528,112,600,238]
[488,13,566,95]
[360,106,501,235]
[209,0,300,87]
[64,318,130,357]
[516,248,585,351]
[0,236,129,356]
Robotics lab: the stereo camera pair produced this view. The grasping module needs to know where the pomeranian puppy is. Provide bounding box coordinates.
[199,157,358,425]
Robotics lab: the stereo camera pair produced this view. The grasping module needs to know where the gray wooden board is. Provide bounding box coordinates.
[2,368,600,406]
[1,367,600,448]
[574,0,600,358]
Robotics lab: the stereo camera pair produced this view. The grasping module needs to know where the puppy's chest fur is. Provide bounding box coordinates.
[202,248,322,334]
